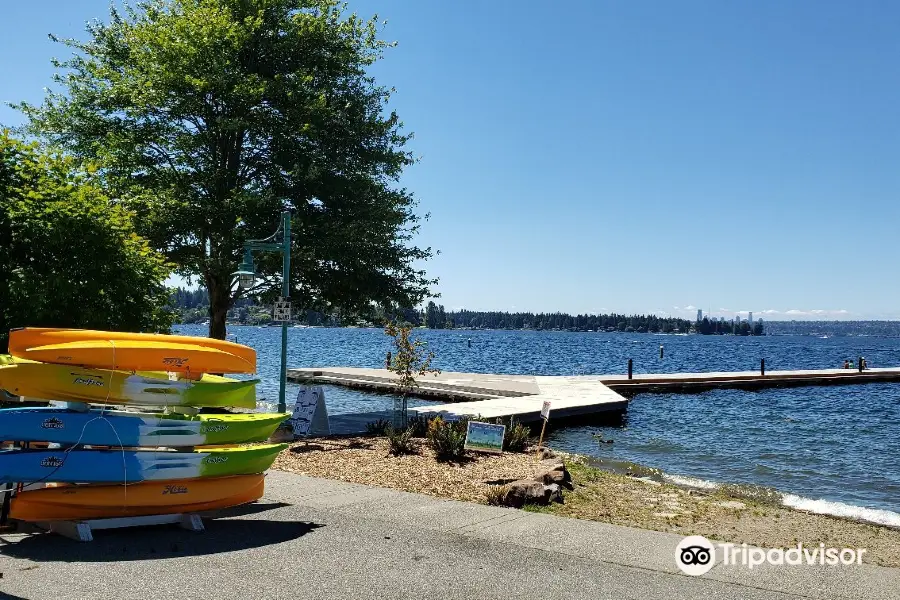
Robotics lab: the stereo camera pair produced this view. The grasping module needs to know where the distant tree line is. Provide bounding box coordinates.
[169,288,210,310]
[169,290,765,335]
[696,317,764,336]
[402,302,697,333]
[396,302,764,335]
[168,287,343,326]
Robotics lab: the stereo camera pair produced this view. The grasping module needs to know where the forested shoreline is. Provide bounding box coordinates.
[171,289,900,337]
[168,289,764,335]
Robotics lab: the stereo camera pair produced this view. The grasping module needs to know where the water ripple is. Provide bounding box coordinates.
[175,325,900,514]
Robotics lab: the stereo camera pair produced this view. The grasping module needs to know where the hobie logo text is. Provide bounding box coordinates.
[201,424,229,433]
[40,456,65,468]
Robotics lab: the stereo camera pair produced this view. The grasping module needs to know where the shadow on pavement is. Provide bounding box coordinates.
[205,501,291,518]
[0,514,323,563]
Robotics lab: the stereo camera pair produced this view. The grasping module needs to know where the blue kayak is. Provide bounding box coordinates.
[0,407,288,447]
[0,443,286,484]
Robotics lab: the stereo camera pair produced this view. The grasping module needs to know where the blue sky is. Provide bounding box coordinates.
[2,1,899,320]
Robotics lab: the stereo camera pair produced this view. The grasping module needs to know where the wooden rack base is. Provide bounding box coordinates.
[36,513,204,542]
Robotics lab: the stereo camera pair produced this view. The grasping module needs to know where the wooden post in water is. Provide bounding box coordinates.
[659,345,664,359]
[761,358,765,376]
[627,359,633,380]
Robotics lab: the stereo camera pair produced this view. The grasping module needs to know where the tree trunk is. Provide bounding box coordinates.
[206,272,232,340]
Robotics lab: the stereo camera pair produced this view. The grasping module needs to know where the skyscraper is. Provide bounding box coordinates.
[697,309,703,322]
[748,312,753,324]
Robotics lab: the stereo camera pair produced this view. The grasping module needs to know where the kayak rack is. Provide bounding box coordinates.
[36,513,205,542]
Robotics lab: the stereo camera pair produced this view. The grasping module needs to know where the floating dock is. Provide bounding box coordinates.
[287,368,628,426]
[601,366,900,393]
[288,366,900,431]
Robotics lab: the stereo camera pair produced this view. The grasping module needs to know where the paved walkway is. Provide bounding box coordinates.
[0,471,896,599]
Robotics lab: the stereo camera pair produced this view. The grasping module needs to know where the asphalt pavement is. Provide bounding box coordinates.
[0,470,897,599]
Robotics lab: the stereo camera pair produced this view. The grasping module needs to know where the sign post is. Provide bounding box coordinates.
[273,298,292,323]
[537,401,551,450]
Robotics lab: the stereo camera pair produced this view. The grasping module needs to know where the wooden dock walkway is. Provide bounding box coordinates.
[600,366,900,393]
[416,376,628,423]
[287,368,628,424]
[287,366,900,428]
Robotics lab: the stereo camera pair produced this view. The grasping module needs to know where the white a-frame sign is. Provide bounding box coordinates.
[290,385,330,437]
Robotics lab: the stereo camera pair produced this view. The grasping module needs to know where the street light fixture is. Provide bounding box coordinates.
[231,210,292,413]
[233,250,257,290]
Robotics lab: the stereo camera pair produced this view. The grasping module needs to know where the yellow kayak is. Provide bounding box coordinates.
[9,328,256,373]
[18,340,254,374]
[0,357,258,408]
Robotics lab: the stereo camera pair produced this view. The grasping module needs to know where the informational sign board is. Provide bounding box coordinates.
[540,401,551,421]
[290,385,330,437]
[464,421,505,453]
[273,298,292,322]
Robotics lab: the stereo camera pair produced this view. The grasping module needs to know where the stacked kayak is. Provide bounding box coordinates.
[0,328,289,523]
[9,475,265,521]
[0,360,258,408]
[0,407,288,447]
[0,444,286,484]
[7,327,257,374]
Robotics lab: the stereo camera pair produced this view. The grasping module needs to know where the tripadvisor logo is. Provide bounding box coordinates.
[676,536,715,576]
[676,535,867,575]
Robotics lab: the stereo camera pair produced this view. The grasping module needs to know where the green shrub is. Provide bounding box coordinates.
[502,417,531,452]
[386,425,417,456]
[426,416,469,461]
[485,485,508,506]
[365,418,391,435]
[407,415,431,438]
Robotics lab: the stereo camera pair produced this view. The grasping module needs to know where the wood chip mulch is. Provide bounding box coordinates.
[272,436,540,503]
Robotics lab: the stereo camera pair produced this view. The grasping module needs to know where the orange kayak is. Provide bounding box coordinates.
[17,340,255,374]
[9,474,264,521]
[9,328,256,371]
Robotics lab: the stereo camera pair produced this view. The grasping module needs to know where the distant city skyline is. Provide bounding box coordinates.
[3,1,900,320]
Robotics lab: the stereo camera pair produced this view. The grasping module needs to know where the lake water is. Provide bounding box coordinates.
[175,324,900,525]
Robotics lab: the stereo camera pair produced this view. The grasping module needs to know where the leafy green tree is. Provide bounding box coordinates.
[0,131,173,352]
[385,321,439,427]
[18,0,435,339]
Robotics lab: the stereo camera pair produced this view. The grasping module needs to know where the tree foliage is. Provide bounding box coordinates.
[409,308,764,336]
[385,321,439,395]
[0,130,174,352]
[18,0,435,339]
[384,321,439,428]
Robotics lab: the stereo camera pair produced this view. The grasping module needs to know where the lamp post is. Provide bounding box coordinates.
[232,210,292,413]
